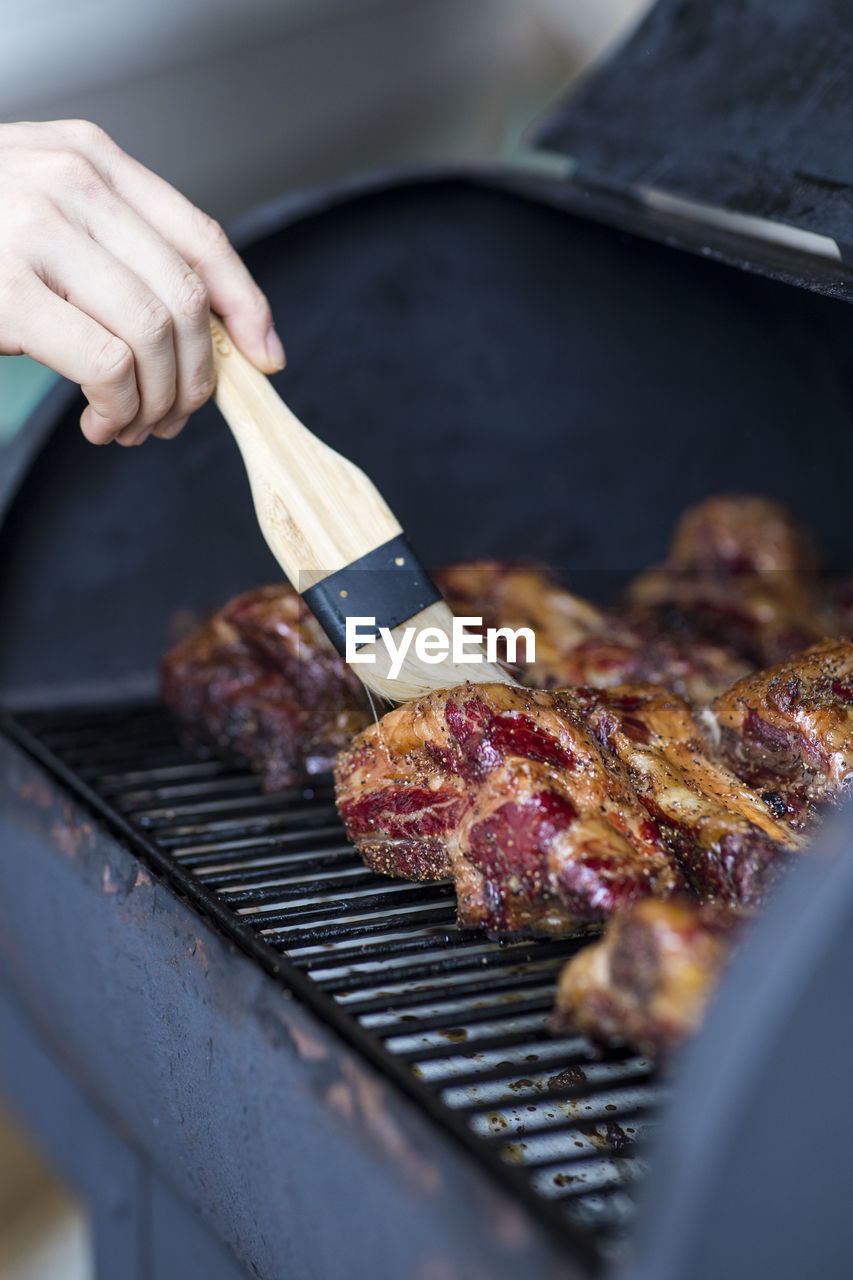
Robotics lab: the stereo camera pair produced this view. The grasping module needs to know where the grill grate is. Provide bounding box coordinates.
[5,702,664,1273]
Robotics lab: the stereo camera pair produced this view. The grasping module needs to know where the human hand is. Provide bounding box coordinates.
[0,119,284,445]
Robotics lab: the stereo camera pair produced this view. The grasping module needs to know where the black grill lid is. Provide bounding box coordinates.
[533,0,853,256]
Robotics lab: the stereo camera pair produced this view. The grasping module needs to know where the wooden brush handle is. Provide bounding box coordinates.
[210,315,401,589]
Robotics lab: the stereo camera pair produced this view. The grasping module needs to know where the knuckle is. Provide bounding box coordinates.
[9,192,58,241]
[195,211,231,258]
[175,270,209,322]
[0,257,28,300]
[146,388,177,422]
[183,365,217,411]
[247,289,273,328]
[91,335,134,387]
[62,119,109,151]
[137,296,173,345]
[204,214,229,248]
[53,148,102,192]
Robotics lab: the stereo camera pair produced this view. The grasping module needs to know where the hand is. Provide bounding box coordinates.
[0,119,285,445]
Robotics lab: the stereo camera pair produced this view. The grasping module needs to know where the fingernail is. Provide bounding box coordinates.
[265,327,286,370]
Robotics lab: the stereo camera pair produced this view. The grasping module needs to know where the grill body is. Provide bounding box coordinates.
[0,706,612,1279]
[1,702,664,1277]
[3,164,853,1278]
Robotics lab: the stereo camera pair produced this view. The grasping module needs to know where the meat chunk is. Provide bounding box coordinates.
[434,560,604,674]
[335,683,684,934]
[551,898,738,1059]
[627,494,827,668]
[573,685,804,908]
[436,559,750,704]
[662,493,818,575]
[435,560,625,690]
[162,585,371,790]
[712,638,853,819]
[554,627,751,707]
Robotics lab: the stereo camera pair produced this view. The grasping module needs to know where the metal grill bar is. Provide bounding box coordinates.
[5,703,664,1275]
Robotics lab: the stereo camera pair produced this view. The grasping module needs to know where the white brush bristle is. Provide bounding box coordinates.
[353,599,517,703]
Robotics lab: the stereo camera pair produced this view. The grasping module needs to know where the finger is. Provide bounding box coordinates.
[77,128,284,372]
[151,414,189,440]
[36,224,178,438]
[6,275,139,443]
[77,190,216,424]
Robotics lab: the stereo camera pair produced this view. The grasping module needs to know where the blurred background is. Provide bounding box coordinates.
[1,0,652,220]
[0,1,650,1275]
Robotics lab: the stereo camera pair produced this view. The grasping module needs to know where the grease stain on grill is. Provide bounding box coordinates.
[548,1065,587,1088]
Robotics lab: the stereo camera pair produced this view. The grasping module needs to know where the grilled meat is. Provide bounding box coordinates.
[660,493,819,575]
[551,898,738,1059]
[335,683,684,934]
[163,494,851,1064]
[553,628,751,707]
[161,554,749,794]
[712,638,853,820]
[164,493,826,792]
[336,677,802,930]
[573,684,804,907]
[436,559,750,704]
[627,494,827,668]
[434,560,604,680]
[161,585,372,790]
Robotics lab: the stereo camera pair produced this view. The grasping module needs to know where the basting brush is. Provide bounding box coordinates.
[209,315,515,702]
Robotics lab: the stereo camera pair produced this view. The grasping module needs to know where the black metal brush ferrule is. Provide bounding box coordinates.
[300,534,442,656]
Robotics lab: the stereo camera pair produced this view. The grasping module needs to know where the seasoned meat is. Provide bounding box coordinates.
[434,560,604,678]
[573,684,804,908]
[712,638,853,820]
[161,585,372,790]
[436,560,749,704]
[335,673,809,933]
[161,565,603,792]
[627,494,827,667]
[553,627,750,707]
[551,898,738,1059]
[335,683,684,934]
[161,508,801,798]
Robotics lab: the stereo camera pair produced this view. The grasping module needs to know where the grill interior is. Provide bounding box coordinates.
[4,701,664,1272]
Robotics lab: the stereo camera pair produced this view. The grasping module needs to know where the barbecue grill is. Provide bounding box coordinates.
[2,2,853,1277]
